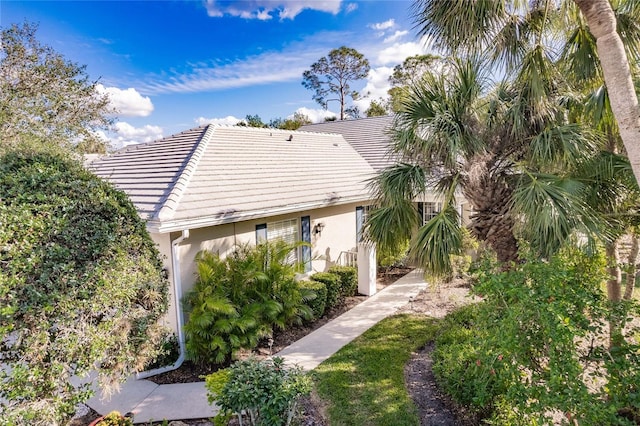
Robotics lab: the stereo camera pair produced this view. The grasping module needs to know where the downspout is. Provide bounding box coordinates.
[137,229,190,379]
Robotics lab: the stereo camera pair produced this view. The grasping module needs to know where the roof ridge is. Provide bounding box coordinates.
[114,125,207,154]
[156,125,215,221]
[300,115,393,126]
[211,124,348,137]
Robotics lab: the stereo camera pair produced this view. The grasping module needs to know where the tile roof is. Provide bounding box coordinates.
[299,115,396,171]
[90,125,375,232]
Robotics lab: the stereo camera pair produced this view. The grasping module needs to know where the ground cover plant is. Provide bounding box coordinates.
[314,314,439,425]
[433,247,640,425]
[0,149,169,425]
[183,241,315,365]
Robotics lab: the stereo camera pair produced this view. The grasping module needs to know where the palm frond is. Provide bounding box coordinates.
[513,43,562,125]
[578,151,640,221]
[512,172,598,258]
[491,6,550,72]
[365,199,418,254]
[394,57,488,166]
[616,0,640,62]
[411,0,506,54]
[410,202,462,277]
[527,123,599,168]
[585,85,614,126]
[369,163,428,203]
[561,24,601,83]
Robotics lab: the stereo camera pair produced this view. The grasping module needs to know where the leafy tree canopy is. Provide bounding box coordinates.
[388,54,440,112]
[237,114,267,128]
[365,99,390,117]
[0,147,169,424]
[302,46,370,120]
[0,22,113,154]
[268,112,312,130]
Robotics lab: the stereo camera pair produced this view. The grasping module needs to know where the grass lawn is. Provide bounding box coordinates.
[313,314,440,426]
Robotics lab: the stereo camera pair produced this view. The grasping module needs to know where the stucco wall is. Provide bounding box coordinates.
[149,232,178,334]
[154,198,473,337]
[172,202,363,298]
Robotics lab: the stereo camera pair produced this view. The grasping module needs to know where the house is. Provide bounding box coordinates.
[90,124,377,341]
[299,116,472,226]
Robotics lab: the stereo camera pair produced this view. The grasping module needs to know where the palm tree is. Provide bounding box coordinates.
[368,55,600,275]
[367,1,640,354]
[368,0,640,279]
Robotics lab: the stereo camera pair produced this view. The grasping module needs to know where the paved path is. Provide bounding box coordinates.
[86,270,427,423]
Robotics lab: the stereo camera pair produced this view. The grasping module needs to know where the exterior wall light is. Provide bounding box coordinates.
[313,222,325,237]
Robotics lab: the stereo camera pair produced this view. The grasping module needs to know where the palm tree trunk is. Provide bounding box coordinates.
[575,0,640,185]
[464,179,518,264]
[624,234,639,300]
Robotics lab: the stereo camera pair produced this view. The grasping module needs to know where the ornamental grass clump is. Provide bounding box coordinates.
[205,357,312,426]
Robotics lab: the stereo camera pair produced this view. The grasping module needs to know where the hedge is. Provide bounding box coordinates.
[327,265,358,297]
[299,280,328,319]
[0,149,169,424]
[310,272,341,309]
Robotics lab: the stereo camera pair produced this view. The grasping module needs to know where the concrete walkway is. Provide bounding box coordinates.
[86,269,427,423]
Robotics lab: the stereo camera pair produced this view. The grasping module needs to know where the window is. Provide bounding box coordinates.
[418,202,441,225]
[255,218,300,265]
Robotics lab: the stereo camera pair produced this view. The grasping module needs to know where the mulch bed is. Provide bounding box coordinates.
[149,266,413,385]
[69,267,414,425]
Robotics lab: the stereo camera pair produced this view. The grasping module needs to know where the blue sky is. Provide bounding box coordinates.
[2,1,431,147]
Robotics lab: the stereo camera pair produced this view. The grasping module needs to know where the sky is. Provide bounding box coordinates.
[2,1,432,147]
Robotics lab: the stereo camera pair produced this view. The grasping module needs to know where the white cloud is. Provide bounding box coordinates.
[290,107,336,123]
[377,40,428,65]
[353,66,394,112]
[196,115,242,126]
[96,84,154,117]
[134,33,348,95]
[384,30,409,44]
[369,19,395,31]
[205,1,342,20]
[345,3,358,13]
[108,122,163,148]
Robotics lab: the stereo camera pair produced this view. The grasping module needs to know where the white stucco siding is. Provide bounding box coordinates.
[308,203,359,272]
[149,232,177,334]
[171,202,363,299]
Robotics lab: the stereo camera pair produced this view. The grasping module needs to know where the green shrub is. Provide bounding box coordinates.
[377,238,409,269]
[298,280,327,319]
[311,272,341,309]
[0,149,169,424]
[327,265,358,297]
[447,228,479,281]
[434,247,640,425]
[432,304,497,420]
[206,357,312,426]
[183,241,314,365]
